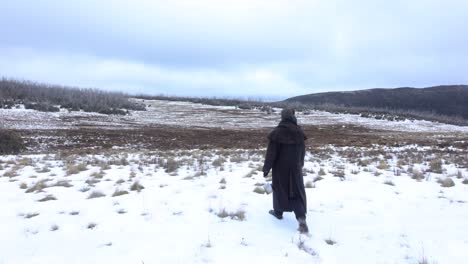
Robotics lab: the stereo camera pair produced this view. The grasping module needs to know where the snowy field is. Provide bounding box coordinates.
[1,147,467,264]
[1,99,467,133]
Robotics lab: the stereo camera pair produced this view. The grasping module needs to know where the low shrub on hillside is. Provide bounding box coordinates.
[0,130,25,154]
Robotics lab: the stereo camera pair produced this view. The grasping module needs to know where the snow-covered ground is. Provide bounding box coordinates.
[1,99,467,133]
[1,148,467,264]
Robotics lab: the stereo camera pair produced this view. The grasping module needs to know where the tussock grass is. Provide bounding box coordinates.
[438,178,455,188]
[115,179,125,185]
[212,157,226,167]
[79,186,91,192]
[24,212,40,219]
[318,168,326,176]
[332,170,346,180]
[463,178,468,185]
[216,208,246,221]
[253,186,266,194]
[130,181,145,192]
[112,189,129,197]
[52,180,73,188]
[17,157,33,166]
[66,163,88,175]
[85,178,100,186]
[358,159,371,167]
[38,194,57,202]
[325,238,337,245]
[305,181,315,188]
[412,170,425,181]
[50,224,59,231]
[3,168,19,178]
[313,176,324,182]
[87,191,105,199]
[36,165,51,173]
[91,170,105,179]
[164,158,180,174]
[19,182,28,189]
[25,179,49,193]
[377,160,389,170]
[87,222,97,229]
[116,209,127,214]
[383,180,395,186]
[69,211,80,215]
[429,159,443,173]
[219,178,227,184]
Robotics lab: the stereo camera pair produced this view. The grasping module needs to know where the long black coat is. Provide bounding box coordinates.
[263,119,307,216]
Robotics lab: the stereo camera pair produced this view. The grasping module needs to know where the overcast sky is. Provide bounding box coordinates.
[1,0,467,99]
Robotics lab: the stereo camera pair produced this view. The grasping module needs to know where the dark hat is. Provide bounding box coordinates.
[281,108,295,120]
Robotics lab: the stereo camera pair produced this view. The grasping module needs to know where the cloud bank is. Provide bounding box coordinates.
[1,0,468,99]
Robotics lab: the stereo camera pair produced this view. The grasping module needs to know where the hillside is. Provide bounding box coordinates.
[284,86,468,120]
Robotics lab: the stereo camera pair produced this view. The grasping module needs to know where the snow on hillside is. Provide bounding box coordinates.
[1,99,467,133]
[1,147,467,264]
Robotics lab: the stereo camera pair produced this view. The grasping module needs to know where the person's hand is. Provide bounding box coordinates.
[263,171,269,178]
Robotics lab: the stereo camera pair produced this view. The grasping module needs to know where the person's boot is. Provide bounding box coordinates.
[269,210,283,220]
[297,217,309,234]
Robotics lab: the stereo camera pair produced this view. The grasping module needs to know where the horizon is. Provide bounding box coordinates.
[2,77,467,102]
[1,0,468,98]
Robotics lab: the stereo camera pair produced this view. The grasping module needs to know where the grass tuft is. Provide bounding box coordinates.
[38,194,57,202]
[112,189,129,197]
[130,181,145,192]
[87,190,105,199]
[438,178,455,188]
[253,186,266,194]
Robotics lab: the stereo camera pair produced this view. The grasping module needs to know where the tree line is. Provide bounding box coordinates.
[0,78,145,114]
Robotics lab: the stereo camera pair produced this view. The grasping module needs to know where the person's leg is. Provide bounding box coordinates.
[294,204,308,233]
[269,209,283,220]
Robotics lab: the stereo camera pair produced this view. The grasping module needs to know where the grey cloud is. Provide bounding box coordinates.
[1,0,468,98]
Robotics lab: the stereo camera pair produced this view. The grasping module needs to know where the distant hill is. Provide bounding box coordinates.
[284,86,468,120]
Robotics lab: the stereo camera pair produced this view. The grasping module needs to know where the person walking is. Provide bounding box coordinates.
[263,108,309,233]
